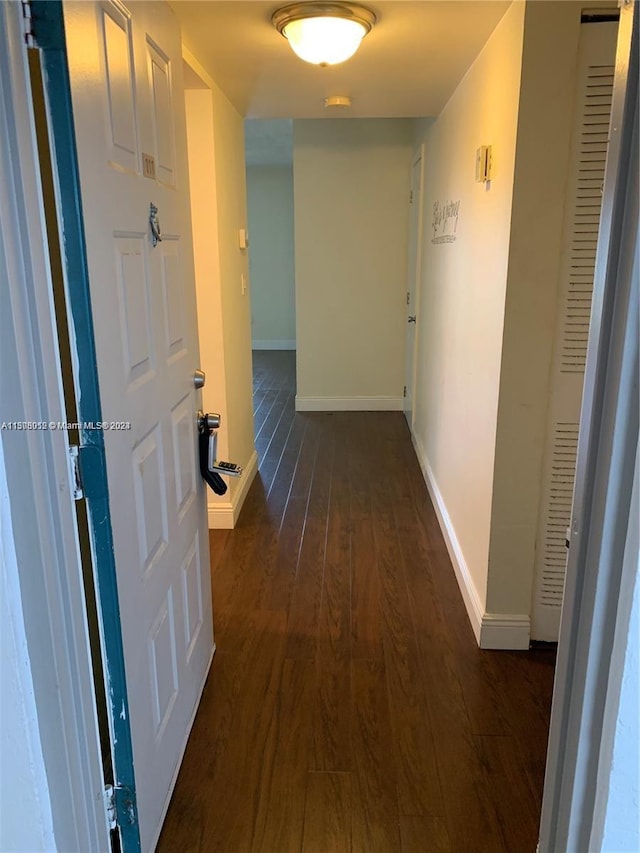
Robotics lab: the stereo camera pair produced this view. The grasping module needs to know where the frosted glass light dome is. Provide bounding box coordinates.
[272,4,376,66]
[284,16,365,65]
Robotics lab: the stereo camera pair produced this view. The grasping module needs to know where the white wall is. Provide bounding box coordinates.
[601,564,640,851]
[1,444,56,853]
[293,119,414,411]
[412,2,526,636]
[246,165,296,349]
[184,54,257,528]
[487,1,595,620]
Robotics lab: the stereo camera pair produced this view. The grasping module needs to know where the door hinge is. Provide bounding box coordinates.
[68,444,84,500]
[403,385,407,398]
[406,291,410,305]
[409,189,414,204]
[104,784,138,832]
[22,1,35,47]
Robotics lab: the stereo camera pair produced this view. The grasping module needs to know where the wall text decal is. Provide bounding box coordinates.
[431,199,460,244]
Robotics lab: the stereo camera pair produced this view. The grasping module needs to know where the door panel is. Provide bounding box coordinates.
[147,40,175,185]
[114,234,154,385]
[64,2,213,850]
[171,396,197,520]
[100,2,138,172]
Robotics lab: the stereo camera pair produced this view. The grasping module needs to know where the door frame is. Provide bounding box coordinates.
[0,3,109,850]
[28,1,142,849]
[538,1,638,848]
[403,143,425,431]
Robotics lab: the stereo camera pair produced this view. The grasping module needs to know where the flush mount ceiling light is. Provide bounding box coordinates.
[272,3,376,66]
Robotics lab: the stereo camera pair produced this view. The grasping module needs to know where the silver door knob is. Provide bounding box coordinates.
[408,315,416,323]
[193,369,206,389]
[197,410,220,432]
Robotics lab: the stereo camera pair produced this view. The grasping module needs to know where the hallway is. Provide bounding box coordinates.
[157,350,556,852]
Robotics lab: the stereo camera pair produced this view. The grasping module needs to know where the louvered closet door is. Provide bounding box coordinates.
[531,21,618,642]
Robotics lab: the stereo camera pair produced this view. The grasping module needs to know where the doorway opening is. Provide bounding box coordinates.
[244,119,297,358]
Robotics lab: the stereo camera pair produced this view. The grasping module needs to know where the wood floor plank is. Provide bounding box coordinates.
[374,529,443,812]
[219,418,307,626]
[208,529,230,572]
[285,423,333,660]
[199,610,287,852]
[349,417,384,661]
[475,734,541,853]
[257,395,296,496]
[351,659,402,853]
[302,772,352,853]
[251,660,315,853]
[369,438,444,816]
[481,648,556,812]
[393,538,508,847]
[288,415,321,499]
[399,815,451,853]
[218,516,280,634]
[260,494,307,612]
[410,588,509,851]
[312,436,352,771]
[262,409,306,508]
[210,491,272,649]
[253,388,280,438]
[256,389,293,457]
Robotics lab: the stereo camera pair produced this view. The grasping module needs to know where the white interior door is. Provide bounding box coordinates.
[404,149,424,428]
[531,21,618,642]
[63,2,213,849]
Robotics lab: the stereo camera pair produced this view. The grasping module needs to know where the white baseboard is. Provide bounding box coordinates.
[479,613,531,650]
[410,432,530,650]
[252,340,296,350]
[207,449,258,529]
[295,395,403,412]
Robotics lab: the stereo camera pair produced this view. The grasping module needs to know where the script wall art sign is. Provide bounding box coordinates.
[431,199,460,244]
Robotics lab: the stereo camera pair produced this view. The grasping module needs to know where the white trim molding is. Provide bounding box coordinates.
[479,613,531,651]
[252,340,296,350]
[296,395,403,412]
[208,450,258,529]
[411,432,531,650]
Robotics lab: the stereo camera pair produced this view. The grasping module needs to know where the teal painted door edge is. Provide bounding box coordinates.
[29,3,141,851]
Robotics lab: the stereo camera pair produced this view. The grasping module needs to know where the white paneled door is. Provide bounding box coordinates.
[404,149,423,429]
[63,2,212,849]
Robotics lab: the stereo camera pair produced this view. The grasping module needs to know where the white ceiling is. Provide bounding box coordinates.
[171,0,512,119]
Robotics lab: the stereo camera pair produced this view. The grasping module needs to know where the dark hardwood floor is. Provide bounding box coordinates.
[157,349,556,853]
